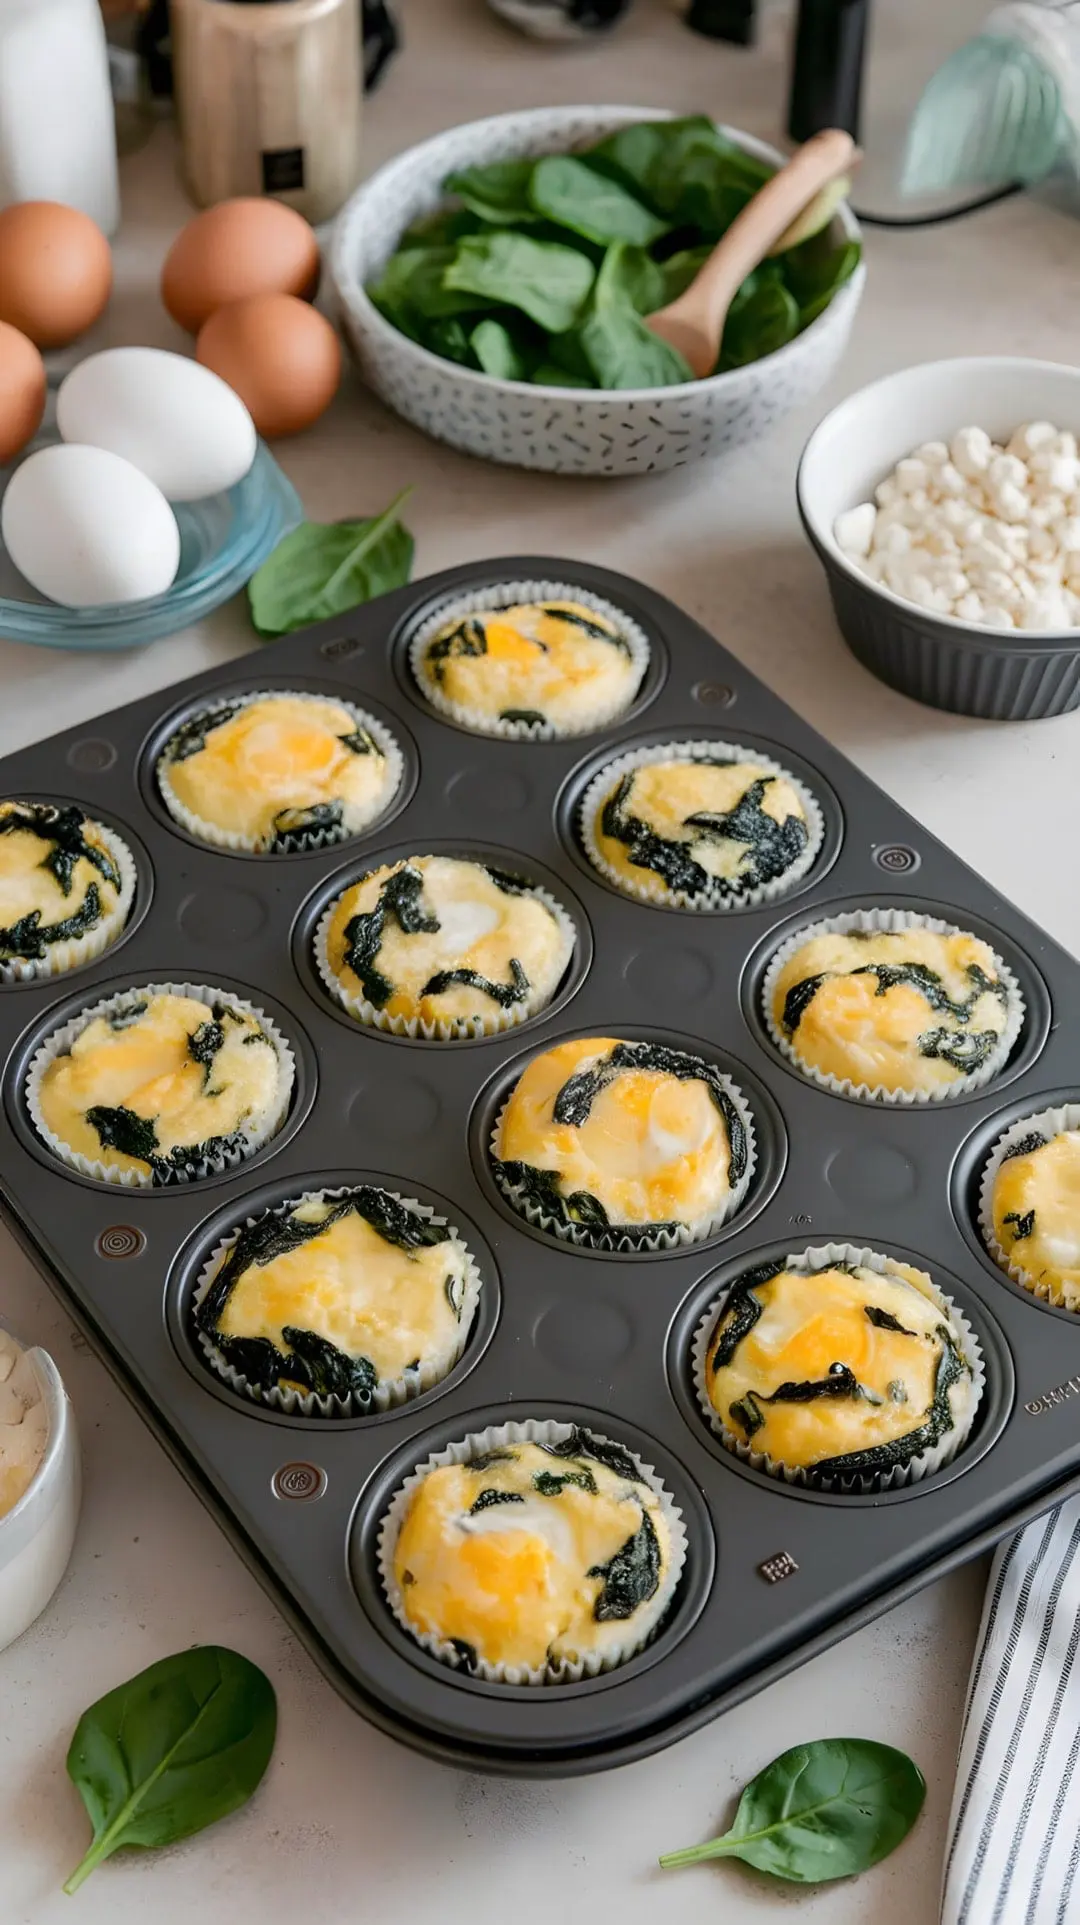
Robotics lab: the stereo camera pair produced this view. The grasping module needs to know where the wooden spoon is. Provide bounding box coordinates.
[645,129,860,378]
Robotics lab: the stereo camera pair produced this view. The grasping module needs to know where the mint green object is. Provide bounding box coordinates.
[903,3,1077,198]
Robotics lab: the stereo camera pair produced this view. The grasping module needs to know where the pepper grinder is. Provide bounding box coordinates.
[787,0,871,143]
[170,0,364,222]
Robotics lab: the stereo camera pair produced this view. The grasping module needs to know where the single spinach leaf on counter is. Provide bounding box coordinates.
[529,154,667,247]
[445,158,539,226]
[64,1646,276,1893]
[248,486,414,638]
[443,232,595,333]
[659,1738,925,1885]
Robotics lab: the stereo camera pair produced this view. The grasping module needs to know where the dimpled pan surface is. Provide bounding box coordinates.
[0,556,1078,1778]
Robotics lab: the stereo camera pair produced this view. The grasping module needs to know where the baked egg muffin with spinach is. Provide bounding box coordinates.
[411,588,647,737]
[493,1035,753,1247]
[0,800,135,980]
[697,1249,980,1488]
[767,915,1020,1100]
[381,1424,684,1681]
[985,1111,1080,1311]
[317,853,574,1038]
[29,987,291,1186]
[583,743,820,908]
[156,691,401,852]
[194,1184,479,1415]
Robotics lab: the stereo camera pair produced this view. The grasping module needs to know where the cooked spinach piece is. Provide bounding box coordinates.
[659,1737,926,1884]
[1003,1130,1047,1161]
[483,865,530,895]
[709,1264,779,1370]
[425,615,489,682]
[421,958,530,1009]
[0,885,104,961]
[341,863,440,1007]
[917,1026,1002,1072]
[270,801,344,851]
[811,1328,968,1482]
[469,1488,526,1515]
[589,1511,661,1621]
[529,155,667,247]
[541,602,628,645]
[534,1468,597,1497]
[552,1039,748,1185]
[864,1305,917,1335]
[445,1271,465,1318]
[603,765,808,898]
[782,958,1007,1045]
[444,233,595,333]
[493,1156,611,1233]
[188,1017,225,1080]
[468,1449,515,1472]
[1004,1208,1036,1240]
[729,1395,766,1438]
[448,1638,478,1671]
[0,801,121,897]
[339,726,377,756]
[162,703,243,764]
[499,708,548,725]
[84,1104,246,1185]
[541,1426,642,1484]
[212,1326,379,1403]
[108,1000,147,1030]
[445,159,539,227]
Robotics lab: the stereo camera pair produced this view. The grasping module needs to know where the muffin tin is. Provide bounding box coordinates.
[1,556,1079,1776]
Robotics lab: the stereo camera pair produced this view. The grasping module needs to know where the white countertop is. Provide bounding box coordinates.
[2,0,1073,1918]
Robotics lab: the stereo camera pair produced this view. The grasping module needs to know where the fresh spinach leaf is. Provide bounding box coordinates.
[783,229,861,307]
[721,281,800,368]
[594,240,664,315]
[532,362,593,388]
[471,317,530,380]
[529,154,667,247]
[400,206,484,248]
[64,1646,276,1893]
[445,159,539,226]
[247,487,414,638]
[659,244,710,305]
[426,316,474,365]
[659,1738,925,1885]
[579,299,693,389]
[443,232,595,333]
[369,247,498,336]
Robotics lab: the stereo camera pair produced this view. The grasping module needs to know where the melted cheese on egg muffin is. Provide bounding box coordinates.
[705,1258,974,1480]
[591,755,811,903]
[36,992,283,1182]
[991,1126,1080,1309]
[494,1036,748,1240]
[771,926,1012,1095]
[196,1186,475,1406]
[418,600,642,734]
[391,1430,674,1674]
[323,855,571,1030]
[158,694,396,850]
[0,801,128,965]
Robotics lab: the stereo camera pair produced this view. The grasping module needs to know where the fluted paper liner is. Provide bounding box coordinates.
[490,1046,757,1251]
[377,1417,687,1684]
[192,1184,482,1417]
[0,818,136,984]
[762,906,1024,1104]
[408,579,650,740]
[26,981,295,1187]
[314,861,576,1039]
[979,1104,1080,1311]
[579,738,825,911]
[692,1240,985,1492]
[156,690,404,853]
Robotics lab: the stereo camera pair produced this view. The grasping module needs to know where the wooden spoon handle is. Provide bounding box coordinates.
[668,129,858,328]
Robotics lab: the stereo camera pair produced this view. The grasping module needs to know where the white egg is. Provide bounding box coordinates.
[56,347,257,502]
[2,444,181,607]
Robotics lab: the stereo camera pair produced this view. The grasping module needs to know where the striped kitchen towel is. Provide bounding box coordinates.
[941,1497,1080,1925]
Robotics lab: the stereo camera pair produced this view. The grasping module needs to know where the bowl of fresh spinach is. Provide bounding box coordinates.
[329,106,864,476]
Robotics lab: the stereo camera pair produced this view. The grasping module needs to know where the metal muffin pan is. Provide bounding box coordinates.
[2,555,1080,1777]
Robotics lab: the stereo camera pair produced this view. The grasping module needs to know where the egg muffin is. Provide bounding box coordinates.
[767,915,1020,1100]
[30,987,292,1185]
[156,691,401,852]
[0,800,135,980]
[583,745,819,908]
[194,1185,479,1415]
[698,1250,979,1488]
[381,1424,684,1681]
[317,855,574,1037]
[985,1111,1080,1310]
[411,587,648,738]
[493,1036,753,1247]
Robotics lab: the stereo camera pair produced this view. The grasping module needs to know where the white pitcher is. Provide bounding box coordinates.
[0,0,120,234]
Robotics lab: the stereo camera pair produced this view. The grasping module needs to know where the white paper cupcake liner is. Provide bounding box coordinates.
[979,1105,1080,1311]
[377,1417,688,1684]
[490,1048,757,1251]
[0,818,137,985]
[578,739,825,912]
[26,981,295,1187]
[313,862,577,1039]
[156,690,404,853]
[692,1240,985,1493]
[407,579,651,741]
[192,1184,482,1418]
[761,906,1025,1104]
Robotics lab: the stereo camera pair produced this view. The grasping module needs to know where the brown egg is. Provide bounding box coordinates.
[0,323,47,463]
[196,294,341,438]
[162,200,321,334]
[0,202,112,350]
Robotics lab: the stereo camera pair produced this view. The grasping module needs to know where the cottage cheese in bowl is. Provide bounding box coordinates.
[0,1325,80,1653]
[0,1329,47,1517]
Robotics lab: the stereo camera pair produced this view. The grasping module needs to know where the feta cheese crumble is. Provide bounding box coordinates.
[834,423,1080,630]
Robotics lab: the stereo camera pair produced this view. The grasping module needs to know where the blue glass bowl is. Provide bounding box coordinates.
[0,427,303,651]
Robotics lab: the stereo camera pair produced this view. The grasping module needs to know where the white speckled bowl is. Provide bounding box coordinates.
[329,105,865,477]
